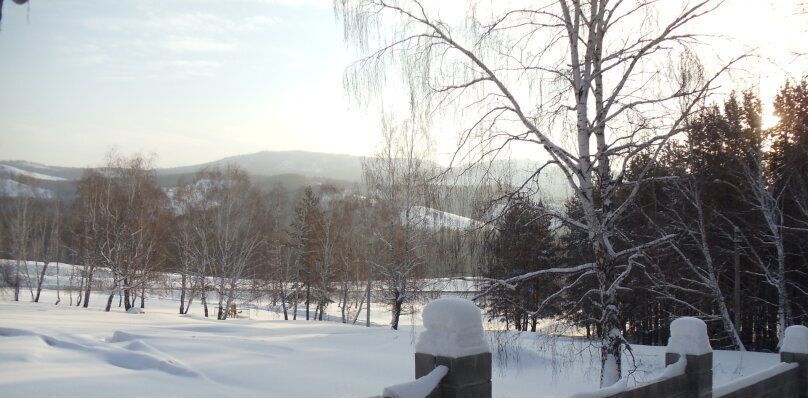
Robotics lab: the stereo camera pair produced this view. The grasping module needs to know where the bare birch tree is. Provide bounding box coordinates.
[720,153,798,342]
[336,0,743,385]
[646,179,745,350]
[189,167,265,320]
[363,115,434,330]
[31,200,62,303]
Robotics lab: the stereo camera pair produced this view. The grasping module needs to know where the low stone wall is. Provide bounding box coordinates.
[573,323,808,398]
[616,352,712,398]
[619,374,687,398]
[714,363,799,398]
[379,301,808,398]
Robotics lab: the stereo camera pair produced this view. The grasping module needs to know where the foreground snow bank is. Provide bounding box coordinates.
[415,298,489,357]
[0,291,783,398]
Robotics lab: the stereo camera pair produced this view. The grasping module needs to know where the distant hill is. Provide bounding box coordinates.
[0,151,365,198]
[0,150,571,203]
[0,151,365,182]
[159,150,365,182]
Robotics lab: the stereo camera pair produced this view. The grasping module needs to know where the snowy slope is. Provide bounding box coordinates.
[0,164,66,181]
[403,206,483,231]
[0,178,54,198]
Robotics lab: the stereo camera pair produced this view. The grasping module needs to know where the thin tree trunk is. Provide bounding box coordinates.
[54,262,61,305]
[341,278,349,323]
[201,287,209,317]
[293,284,299,320]
[217,288,226,320]
[82,265,94,308]
[733,228,741,329]
[390,293,402,330]
[13,259,21,302]
[179,272,187,314]
[34,262,49,303]
[366,271,371,327]
[280,283,289,320]
[305,284,310,321]
[123,278,132,310]
[105,288,116,312]
[775,240,790,341]
[184,287,194,315]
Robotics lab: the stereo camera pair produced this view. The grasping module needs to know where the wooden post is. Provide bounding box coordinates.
[666,317,713,398]
[781,325,808,398]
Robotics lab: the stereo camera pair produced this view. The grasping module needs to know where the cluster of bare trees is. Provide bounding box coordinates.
[268,117,456,329]
[0,142,475,330]
[172,167,269,319]
[273,185,368,323]
[0,176,63,304]
[73,154,171,311]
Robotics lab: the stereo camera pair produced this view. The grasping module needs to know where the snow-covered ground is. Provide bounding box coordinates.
[403,205,483,231]
[0,286,781,398]
[0,178,55,198]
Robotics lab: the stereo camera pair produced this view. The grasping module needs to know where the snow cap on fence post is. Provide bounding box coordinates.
[665,317,712,398]
[414,298,491,398]
[781,325,808,398]
[781,325,808,355]
[666,317,711,356]
[416,298,489,357]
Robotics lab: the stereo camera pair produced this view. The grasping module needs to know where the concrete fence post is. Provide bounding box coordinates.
[781,325,808,398]
[665,317,713,398]
[414,298,492,398]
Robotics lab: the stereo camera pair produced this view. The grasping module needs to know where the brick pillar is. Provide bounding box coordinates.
[781,325,808,398]
[415,351,491,398]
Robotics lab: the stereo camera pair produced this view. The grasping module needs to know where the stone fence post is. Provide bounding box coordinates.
[413,298,492,398]
[664,317,713,398]
[781,325,808,398]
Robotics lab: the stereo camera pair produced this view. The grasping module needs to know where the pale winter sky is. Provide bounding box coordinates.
[0,0,805,168]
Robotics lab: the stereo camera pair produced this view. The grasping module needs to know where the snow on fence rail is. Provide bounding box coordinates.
[569,320,808,398]
[378,308,808,398]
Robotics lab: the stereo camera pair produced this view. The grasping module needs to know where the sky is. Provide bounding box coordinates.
[0,0,805,168]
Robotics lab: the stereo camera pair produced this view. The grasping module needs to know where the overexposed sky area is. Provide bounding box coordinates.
[0,0,805,168]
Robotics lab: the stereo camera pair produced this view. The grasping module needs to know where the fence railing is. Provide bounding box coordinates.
[379,298,808,398]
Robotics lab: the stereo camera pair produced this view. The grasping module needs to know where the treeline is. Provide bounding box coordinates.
[481,80,808,351]
[0,122,481,329]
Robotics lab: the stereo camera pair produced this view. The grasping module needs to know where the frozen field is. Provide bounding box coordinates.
[0,288,781,398]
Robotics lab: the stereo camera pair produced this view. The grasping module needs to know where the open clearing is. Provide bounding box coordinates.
[0,290,780,398]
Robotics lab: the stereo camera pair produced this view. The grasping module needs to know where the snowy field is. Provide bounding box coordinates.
[0,261,782,397]
[0,287,783,398]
